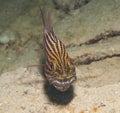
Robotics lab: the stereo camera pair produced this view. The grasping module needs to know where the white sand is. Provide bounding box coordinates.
[0,64,120,113]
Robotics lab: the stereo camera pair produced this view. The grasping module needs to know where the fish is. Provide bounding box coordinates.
[40,8,76,92]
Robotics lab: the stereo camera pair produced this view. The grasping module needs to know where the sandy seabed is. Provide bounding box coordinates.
[0,57,120,113]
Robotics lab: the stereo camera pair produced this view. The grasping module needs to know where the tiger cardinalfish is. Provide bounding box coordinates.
[40,9,76,92]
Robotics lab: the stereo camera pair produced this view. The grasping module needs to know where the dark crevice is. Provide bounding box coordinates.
[74,0,91,9]
[52,0,71,14]
[66,30,120,48]
[73,53,120,66]
[79,30,120,46]
[52,0,91,14]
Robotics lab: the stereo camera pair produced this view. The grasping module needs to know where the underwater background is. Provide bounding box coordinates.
[0,0,120,113]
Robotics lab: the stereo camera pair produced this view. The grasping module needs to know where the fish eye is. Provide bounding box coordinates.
[49,63,53,71]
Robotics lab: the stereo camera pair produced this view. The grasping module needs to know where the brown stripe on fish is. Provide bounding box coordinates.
[44,37,57,57]
[44,30,57,43]
[44,34,59,56]
[48,39,59,56]
[45,44,60,65]
[44,40,63,68]
[56,40,62,55]
[64,52,69,66]
[44,38,62,69]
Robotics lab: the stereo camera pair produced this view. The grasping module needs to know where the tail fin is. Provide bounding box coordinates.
[40,8,54,34]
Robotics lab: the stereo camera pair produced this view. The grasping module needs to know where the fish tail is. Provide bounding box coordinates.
[40,8,54,34]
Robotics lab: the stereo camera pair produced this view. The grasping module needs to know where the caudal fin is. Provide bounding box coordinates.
[40,8,54,34]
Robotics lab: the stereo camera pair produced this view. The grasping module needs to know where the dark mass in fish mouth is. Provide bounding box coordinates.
[51,76,76,87]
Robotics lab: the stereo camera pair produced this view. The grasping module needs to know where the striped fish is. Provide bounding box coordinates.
[40,9,76,92]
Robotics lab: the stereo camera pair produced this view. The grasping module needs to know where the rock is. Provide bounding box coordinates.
[0,30,15,44]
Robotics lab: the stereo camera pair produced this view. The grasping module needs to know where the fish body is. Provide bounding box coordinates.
[40,9,76,92]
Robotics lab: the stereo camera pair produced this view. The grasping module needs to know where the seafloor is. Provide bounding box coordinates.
[0,0,120,113]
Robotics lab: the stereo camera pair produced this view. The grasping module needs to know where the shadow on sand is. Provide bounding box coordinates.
[44,82,74,105]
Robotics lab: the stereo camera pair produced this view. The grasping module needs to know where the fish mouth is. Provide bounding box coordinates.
[51,76,76,87]
[51,76,76,91]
